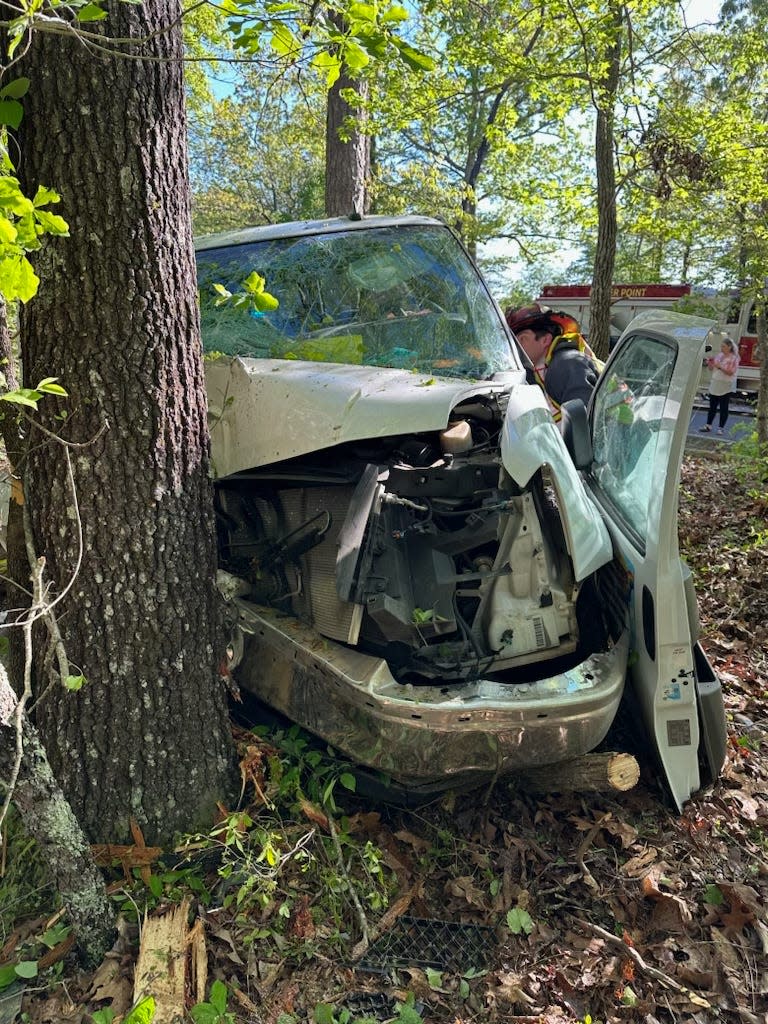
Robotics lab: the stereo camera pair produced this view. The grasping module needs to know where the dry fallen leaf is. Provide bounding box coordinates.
[621,847,658,877]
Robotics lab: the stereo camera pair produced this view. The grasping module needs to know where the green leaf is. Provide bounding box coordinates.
[0,216,17,244]
[0,78,29,100]
[0,387,42,408]
[13,256,39,302]
[41,924,71,948]
[393,40,435,72]
[342,39,370,71]
[36,377,68,396]
[459,979,470,998]
[393,1003,423,1024]
[339,772,356,792]
[35,210,69,236]
[0,964,17,991]
[0,101,23,130]
[704,884,724,905]
[77,3,109,21]
[210,979,228,1014]
[621,985,638,1006]
[242,269,266,294]
[270,22,300,57]
[0,179,33,216]
[381,5,408,23]
[32,185,61,207]
[251,290,279,312]
[313,1004,336,1024]
[14,962,38,980]
[312,50,342,88]
[123,996,156,1024]
[506,907,534,935]
[91,1009,116,1024]
[348,2,377,22]
[190,1004,217,1024]
[425,967,443,990]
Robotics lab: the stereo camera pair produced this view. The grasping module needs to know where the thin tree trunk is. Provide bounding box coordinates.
[17,0,236,844]
[325,51,370,217]
[0,300,28,693]
[589,5,623,361]
[756,298,768,446]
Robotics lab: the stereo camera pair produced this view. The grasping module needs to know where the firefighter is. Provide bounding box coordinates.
[505,303,602,419]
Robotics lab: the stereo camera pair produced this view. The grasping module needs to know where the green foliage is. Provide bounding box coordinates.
[107,723,391,959]
[93,996,155,1024]
[0,961,37,990]
[190,980,234,1024]
[0,376,66,410]
[277,996,422,1024]
[727,428,768,489]
[506,906,534,935]
[704,883,724,906]
[213,271,279,313]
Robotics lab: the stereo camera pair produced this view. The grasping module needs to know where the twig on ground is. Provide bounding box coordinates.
[327,815,369,951]
[575,812,609,891]
[572,917,712,1008]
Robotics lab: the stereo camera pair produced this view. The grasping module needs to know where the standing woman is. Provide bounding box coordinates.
[700,337,740,435]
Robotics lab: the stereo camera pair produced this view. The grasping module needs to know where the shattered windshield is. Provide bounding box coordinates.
[196,224,517,379]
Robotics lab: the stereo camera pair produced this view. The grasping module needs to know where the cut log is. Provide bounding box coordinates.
[133,899,191,1024]
[517,752,640,795]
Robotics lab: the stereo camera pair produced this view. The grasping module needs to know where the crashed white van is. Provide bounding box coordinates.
[197,215,726,809]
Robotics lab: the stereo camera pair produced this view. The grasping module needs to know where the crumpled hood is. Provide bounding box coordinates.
[206,356,519,477]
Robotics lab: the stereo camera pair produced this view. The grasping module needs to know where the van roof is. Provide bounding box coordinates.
[195,215,445,252]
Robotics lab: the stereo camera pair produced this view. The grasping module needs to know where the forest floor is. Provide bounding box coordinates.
[3,449,768,1024]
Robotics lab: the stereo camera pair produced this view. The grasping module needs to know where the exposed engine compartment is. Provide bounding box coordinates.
[215,394,614,685]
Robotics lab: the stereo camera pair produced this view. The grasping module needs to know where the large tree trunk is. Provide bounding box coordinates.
[589,5,623,362]
[325,55,370,216]
[16,0,236,844]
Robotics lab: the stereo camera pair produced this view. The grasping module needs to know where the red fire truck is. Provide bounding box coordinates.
[536,284,760,392]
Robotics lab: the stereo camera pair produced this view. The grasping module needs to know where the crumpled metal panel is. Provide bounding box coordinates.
[205,356,517,478]
[500,388,614,582]
[232,599,628,786]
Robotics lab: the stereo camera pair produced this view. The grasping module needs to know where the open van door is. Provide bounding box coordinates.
[586,311,727,809]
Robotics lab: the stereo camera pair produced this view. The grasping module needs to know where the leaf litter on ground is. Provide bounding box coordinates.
[6,452,768,1024]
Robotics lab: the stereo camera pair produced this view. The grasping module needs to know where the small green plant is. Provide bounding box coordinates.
[305,995,422,1024]
[506,907,534,935]
[727,427,768,488]
[703,883,724,905]
[190,980,235,1024]
[92,995,155,1024]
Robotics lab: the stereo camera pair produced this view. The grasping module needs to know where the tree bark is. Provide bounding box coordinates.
[756,297,767,446]
[0,299,29,693]
[1,667,114,966]
[16,0,237,844]
[589,4,623,361]
[517,751,640,794]
[325,39,370,217]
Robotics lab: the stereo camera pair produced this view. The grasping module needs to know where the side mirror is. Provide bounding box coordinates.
[559,398,593,470]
